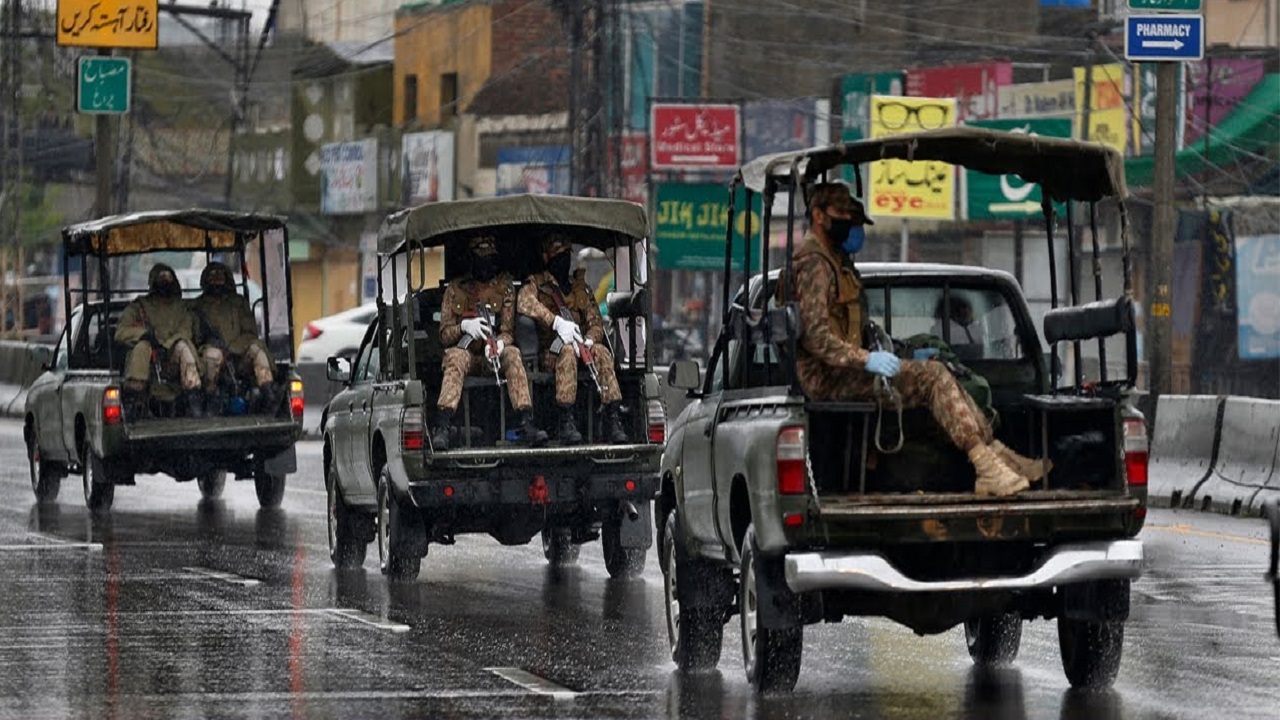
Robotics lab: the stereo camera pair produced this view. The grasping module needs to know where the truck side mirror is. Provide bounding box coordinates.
[668,359,701,391]
[327,356,352,383]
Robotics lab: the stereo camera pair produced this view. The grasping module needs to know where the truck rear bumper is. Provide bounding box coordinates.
[407,472,660,508]
[784,539,1143,594]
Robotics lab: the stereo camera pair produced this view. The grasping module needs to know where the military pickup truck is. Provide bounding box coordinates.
[658,129,1148,692]
[23,211,305,512]
[322,195,665,581]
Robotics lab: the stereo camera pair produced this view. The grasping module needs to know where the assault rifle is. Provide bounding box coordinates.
[457,302,504,387]
[548,285,603,394]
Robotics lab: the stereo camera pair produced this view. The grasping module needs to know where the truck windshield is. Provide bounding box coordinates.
[866,285,1023,362]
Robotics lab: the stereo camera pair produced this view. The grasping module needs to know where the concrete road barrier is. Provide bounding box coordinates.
[1191,397,1280,517]
[1148,395,1224,509]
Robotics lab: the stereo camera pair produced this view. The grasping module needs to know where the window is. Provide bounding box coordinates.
[865,285,1023,362]
[54,328,69,371]
[403,74,418,124]
[440,73,458,120]
[352,324,382,383]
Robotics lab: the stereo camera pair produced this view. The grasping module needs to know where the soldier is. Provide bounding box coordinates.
[518,233,628,445]
[190,262,280,414]
[784,183,1043,497]
[114,263,209,420]
[430,236,547,450]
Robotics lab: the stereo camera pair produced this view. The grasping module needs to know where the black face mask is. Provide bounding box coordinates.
[205,283,230,296]
[154,280,181,299]
[826,217,855,246]
[547,254,572,288]
[472,255,499,281]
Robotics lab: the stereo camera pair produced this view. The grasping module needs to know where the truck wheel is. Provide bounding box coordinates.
[740,525,802,693]
[254,473,286,509]
[377,469,423,582]
[27,437,63,503]
[602,517,646,579]
[965,613,1023,666]
[327,467,372,570]
[81,448,116,513]
[662,508,724,670]
[542,527,580,566]
[197,470,227,500]
[1059,618,1124,688]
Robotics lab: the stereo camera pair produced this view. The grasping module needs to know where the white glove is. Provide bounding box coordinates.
[460,317,492,339]
[552,316,581,345]
[485,339,505,359]
[583,338,594,348]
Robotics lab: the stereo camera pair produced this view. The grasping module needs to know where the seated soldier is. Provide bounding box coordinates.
[114,263,211,419]
[190,261,280,414]
[518,233,628,445]
[430,236,547,450]
[931,295,979,345]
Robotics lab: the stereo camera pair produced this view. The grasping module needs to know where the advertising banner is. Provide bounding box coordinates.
[319,138,378,215]
[650,103,741,170]
[1073,64,1130,155]
[905,62,1011,122]
[58,0,158,49]
[496,146,571,196]
[608,132,649,207]
[966,118,1072,220]
[401,131,455,205]
[998,79,1076,119]
[839,72,904,186]
[1183,58,1265,146]
[868,95,957,220]
[653,182,760,271]
[1235,233,1280,360]
[744,99,818,160]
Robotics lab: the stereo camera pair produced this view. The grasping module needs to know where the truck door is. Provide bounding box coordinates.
[680,336,734,546]
[343,328,382,495]
[30,323,70,462]
[331,319,377,496]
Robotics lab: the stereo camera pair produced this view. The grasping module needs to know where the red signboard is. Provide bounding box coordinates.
[905,62,1013,122]
[650,103,741,170]
[609,132,649,207]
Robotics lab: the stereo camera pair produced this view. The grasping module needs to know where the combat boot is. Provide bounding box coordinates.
[603,403,628,444]
[969,444,1029,497]
[184,390,207,419]
[515,411,549,447]
[991,440,1052,482]
[430,409,454,451]
[557,406,583,445]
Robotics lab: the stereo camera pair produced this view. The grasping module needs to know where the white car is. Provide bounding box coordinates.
[297,303,379,362]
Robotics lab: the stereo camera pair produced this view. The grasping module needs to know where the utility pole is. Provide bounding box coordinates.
[94,48,117,217]
[1149,60,1177,397]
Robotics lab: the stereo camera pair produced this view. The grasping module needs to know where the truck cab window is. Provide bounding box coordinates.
[866,285,1023,362]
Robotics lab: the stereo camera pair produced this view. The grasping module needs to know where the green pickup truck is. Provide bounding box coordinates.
[658,129,1148,692]
[23,211,305,512]
[322,195,665,581]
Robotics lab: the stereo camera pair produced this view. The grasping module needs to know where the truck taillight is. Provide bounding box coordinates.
[303,322,323,341]
[103,387,122,425]
[1123,417,1148,487]
[402,406,425,452]
[289,380,305,419]
[647,399,666,443]
[777,426,807,495]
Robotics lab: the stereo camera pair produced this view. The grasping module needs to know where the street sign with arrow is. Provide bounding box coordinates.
[965,118,1071,220]
[1125,14,1204,62]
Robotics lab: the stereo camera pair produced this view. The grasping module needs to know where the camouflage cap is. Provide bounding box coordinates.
[808,182,875,225]
[468,235,499,257]
[541,233,571,258]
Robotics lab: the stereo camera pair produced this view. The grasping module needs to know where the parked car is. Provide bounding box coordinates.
[297,303,379,363]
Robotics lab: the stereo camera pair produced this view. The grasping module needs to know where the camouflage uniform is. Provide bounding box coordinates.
[518,267,622,406]
[115,264,205,393]
[190,262,274,392]
[437,272,532,413]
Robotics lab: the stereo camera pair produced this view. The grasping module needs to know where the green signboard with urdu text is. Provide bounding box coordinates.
[965,118,1072,220]
[653,182,761,272]
[1127,0,1201,11]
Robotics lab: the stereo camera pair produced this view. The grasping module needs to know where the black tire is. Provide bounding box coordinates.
[327,467,373,570]
[662,508,725,671]
[740,525,802,693]
[82,447,116,513]
[965,613,1023,666]
[377,468,423,582]
[602,515,647,579]
[1059,618,1124,688]
[27,436,63,503]
[197,470,227,500]
[542,527,581,566]
[254,473,286,509]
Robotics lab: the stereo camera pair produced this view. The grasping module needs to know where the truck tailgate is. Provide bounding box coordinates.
[123,416,300,450]
[425,442,661,470]
[817,490,1140,521]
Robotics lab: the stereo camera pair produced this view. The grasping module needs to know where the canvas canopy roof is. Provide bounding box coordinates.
[63,209,289,257]
[381,194,649,256]
[737,127,1127,204]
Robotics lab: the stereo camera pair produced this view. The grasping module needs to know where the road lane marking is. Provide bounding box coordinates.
[0,533,103,551]
[1146,523,1269,546]
[486,667,578,701]
[326,608,410,632]
[182,566,262,587]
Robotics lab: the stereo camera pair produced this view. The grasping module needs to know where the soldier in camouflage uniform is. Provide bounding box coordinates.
[783,184,1042,496]
[191,262,280,414]
[431,236,547,450]
[518,234,627,444]
[114,263,210,420]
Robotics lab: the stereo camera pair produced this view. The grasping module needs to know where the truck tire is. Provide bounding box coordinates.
[377,468,424,582]
[740,525,802,693]
[197,470,226,500]
[662,508,724,670]
[254,473,286,509]
[542,527,580,566]
[965,613,1023,666]
[602,516,646,579]
[327,467,373,570]
[27,437,63,503]
[81,447,116,513]
[1058,618,1124,688]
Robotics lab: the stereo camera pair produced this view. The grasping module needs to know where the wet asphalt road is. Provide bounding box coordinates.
[0,419,1276,720]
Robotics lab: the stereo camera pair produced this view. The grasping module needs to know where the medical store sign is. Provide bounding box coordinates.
[650,103,741,170]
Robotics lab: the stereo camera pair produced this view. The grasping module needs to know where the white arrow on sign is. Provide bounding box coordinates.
[989,200,1042,214]
[1143,39,1185,50]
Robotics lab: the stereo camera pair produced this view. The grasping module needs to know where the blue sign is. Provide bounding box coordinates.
[1039,0,1091,6]
[1235,233,1280,360]
[495,146,571,196]
[1125,15,1204,62]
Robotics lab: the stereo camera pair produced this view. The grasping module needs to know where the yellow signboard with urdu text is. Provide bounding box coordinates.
[868,95,957,220]
[1073,64,1129,155]
[57,0,159,50]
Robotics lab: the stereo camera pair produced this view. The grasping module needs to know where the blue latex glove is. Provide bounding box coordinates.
[913,347,940,361]
[866,351,901,378]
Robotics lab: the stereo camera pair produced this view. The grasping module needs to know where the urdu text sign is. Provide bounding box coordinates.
[867,95,957,220]
[653,182,759,272]
[77,57,131,115]
[58,0,159,50]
